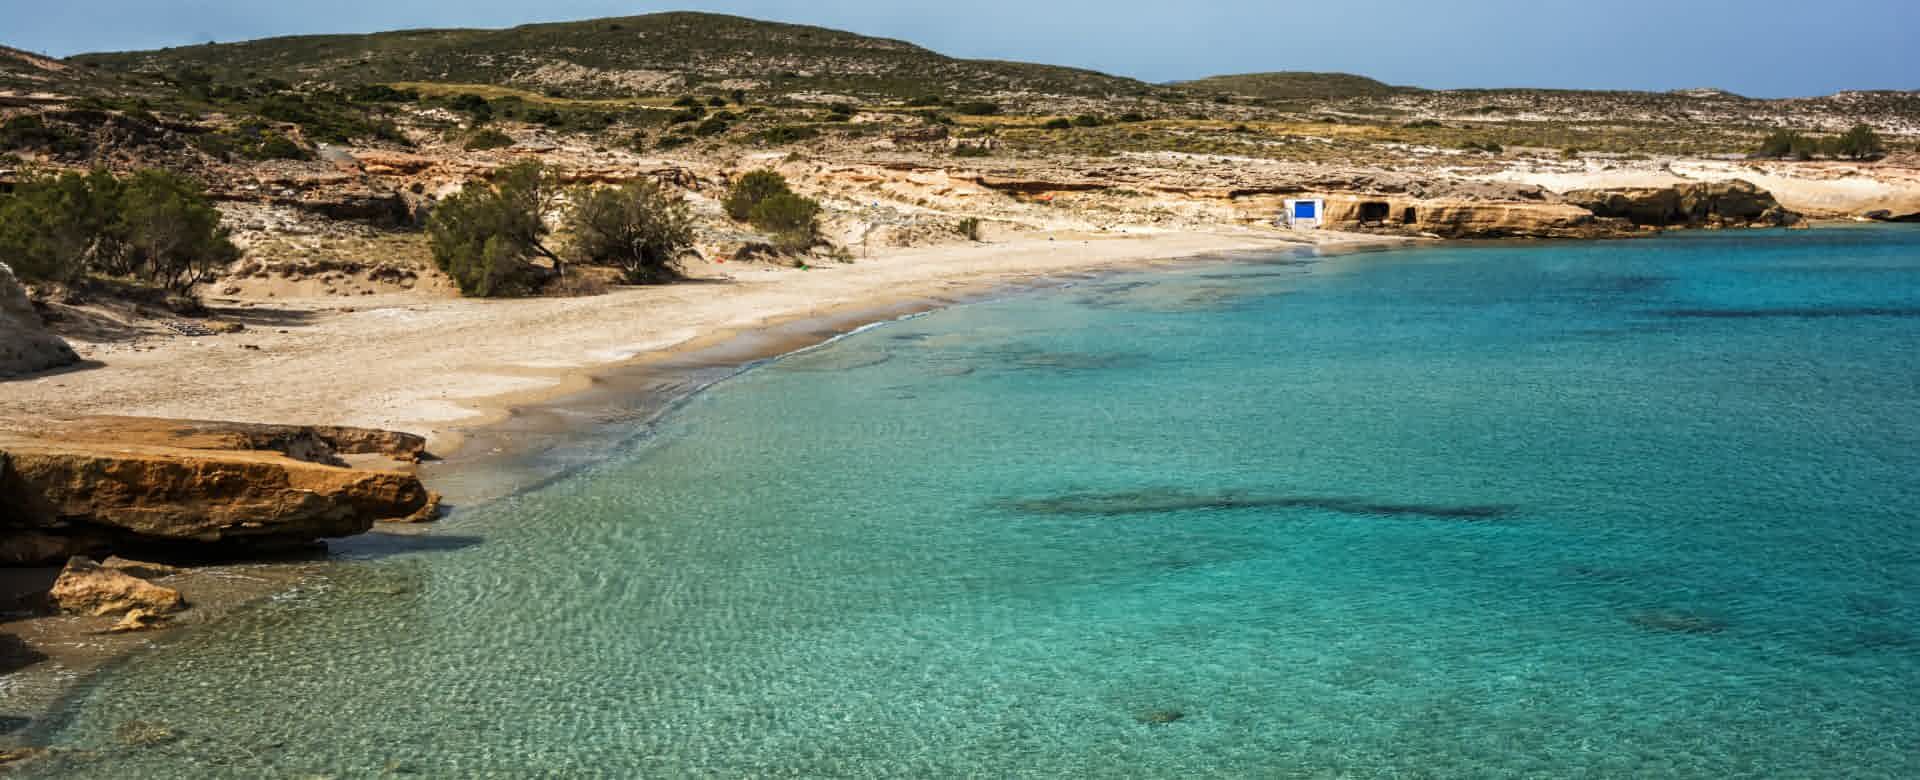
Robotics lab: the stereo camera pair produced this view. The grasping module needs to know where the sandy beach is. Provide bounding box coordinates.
[1,229,1392,454]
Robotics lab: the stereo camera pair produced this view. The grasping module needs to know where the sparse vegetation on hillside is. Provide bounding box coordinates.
[68,12,1150,102]
[1754,124,1887,161]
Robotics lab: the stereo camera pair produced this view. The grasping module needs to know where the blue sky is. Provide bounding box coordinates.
[7,0,1916,97]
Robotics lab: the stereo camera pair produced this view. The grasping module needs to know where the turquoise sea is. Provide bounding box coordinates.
[17,226,1920,777]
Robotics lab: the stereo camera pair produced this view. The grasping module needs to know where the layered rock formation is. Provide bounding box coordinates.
[0,262,80,379]
[0,417,435,564]
[1310,195,1627,239]
[1563,180,1803,228]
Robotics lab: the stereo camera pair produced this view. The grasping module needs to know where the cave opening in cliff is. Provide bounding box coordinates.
[1358,201,1392,224]
[1402,207,1418,224]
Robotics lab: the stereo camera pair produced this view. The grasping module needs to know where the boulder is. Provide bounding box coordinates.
[0,262,80,379]
[49,557,186,617]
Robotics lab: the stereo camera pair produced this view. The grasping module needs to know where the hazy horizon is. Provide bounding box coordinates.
[7,1,1917,97]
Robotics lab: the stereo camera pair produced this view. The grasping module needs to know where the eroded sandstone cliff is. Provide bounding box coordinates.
[0,417,435,564]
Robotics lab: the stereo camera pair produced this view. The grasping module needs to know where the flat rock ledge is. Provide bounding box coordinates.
[0,416,436,564]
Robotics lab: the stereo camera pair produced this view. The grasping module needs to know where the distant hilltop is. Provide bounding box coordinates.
[13,12,1899,106]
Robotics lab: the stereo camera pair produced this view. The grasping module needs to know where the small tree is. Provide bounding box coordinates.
[0,169,123,283]
[1831,124,1886,160]
[427,161,564,297]
[0,168,236,293]
[723,169,793,221]
[117,170,241,293]
[567,180,696,284]
[749,193,821,253]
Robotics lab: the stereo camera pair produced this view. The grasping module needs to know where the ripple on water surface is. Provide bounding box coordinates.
[16,227,1920,777]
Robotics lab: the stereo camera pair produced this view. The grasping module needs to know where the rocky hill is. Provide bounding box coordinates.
[68,12,1155,102]
[1,45,153,100]
[1179,72,1413,100]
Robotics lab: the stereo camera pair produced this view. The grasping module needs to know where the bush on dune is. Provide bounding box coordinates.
[749,193,822,253]
[566,180,696,284]
[426,161,564,297]
[723,169,794,221]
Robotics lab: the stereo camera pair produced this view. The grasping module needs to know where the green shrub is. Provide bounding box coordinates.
[251,131,312,160]
[1043,118,1073,130]
[756,125,820,145]
[449,94,493,123]
[955,217,982,241]
[655,135,693,150]
[116,171,242,292]
[668,107,705,124]
[0,168,236,292]
[954,102,1001,116]
[951,144,992,158]
[749,193,822,253]
[349,84,419,103]
[1831,124,1886,160]
[906,95,944,107]
[1755,128,1827,160]
[1118,112,1148,123]
[0,115,87,156]
[693,117,732,137]
[723,169,794,221]
[1071,114,1106,128]
[463,128,515,151]
[672,96,702,108]
[566,180,696,284]
[427,161,563,297]
[251,92,386,144]
[706,96,729,108]
[730,89,748,105]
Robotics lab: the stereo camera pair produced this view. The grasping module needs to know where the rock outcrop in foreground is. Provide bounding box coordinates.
[0,417,435,564]
[0,262,80,379]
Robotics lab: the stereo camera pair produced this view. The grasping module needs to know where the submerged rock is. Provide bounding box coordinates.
[50,557,187,617]
[1134,709,1186,725]
[999,488,1511,521]
[113,720,178,747]
[0,261,80,379]
[107,608,173,633]
[1628,610,1728,635]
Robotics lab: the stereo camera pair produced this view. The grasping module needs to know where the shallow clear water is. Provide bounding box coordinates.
[20,227,1920,777]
